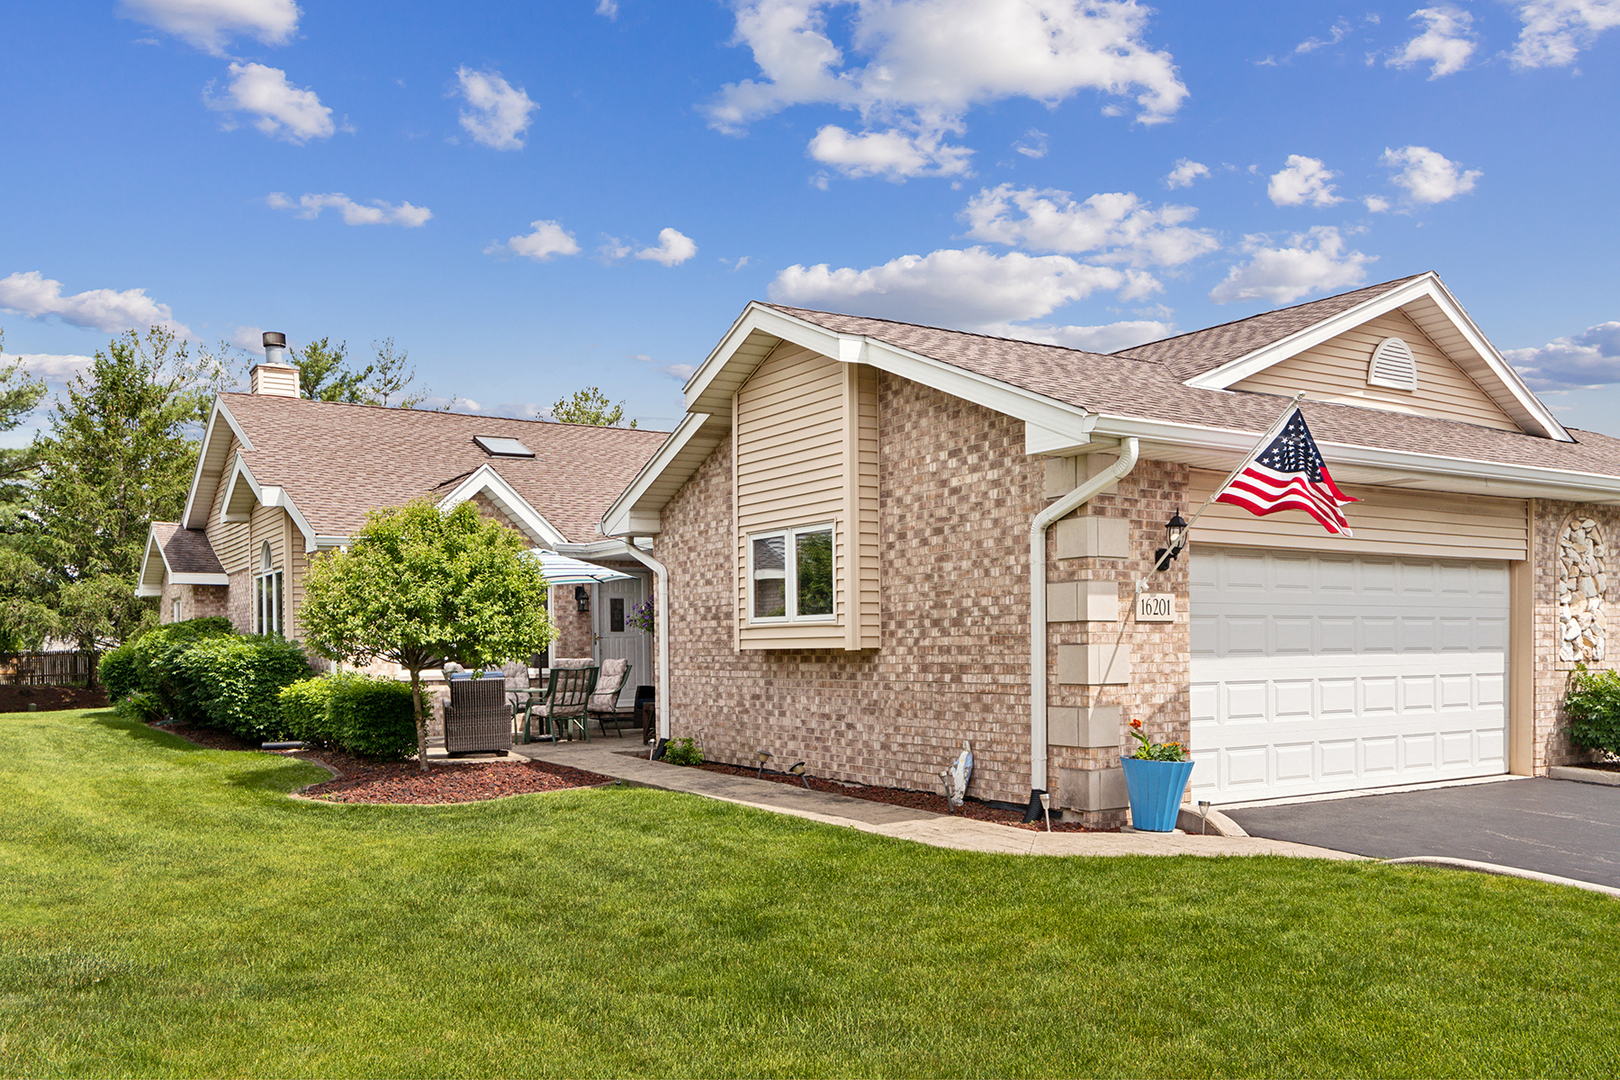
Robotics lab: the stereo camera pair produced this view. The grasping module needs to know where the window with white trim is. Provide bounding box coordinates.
[254,541,284,636]
[749,524,835,623]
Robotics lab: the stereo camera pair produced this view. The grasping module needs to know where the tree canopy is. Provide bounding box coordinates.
[0,332,48,652]
[551,386,636,428]
[298,500,553,767]
[291,336,436,408]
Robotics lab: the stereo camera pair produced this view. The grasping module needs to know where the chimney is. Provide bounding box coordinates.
[249,331,300,397]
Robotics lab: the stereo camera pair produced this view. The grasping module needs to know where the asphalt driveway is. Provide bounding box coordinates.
[1226,777,1620,889]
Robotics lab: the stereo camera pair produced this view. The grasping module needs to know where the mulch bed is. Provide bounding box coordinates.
[0,685,108,713]
[691,760,1112,832]
[150,721,615,805]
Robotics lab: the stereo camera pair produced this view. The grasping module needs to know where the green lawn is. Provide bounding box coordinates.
[2,710,1617,1079]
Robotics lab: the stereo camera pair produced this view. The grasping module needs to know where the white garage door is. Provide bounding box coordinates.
[1190,547,1509,803]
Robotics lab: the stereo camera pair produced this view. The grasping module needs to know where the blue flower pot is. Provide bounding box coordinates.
[1120,757,1195,832]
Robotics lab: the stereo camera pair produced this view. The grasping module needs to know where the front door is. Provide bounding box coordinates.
[594,574,651,707]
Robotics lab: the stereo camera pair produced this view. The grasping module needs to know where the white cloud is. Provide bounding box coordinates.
[454,67,539,150]
[1365,195,1393,213]
[807,124,973,179]
[1267,154,1343,207]
[975,319,1174,352]
[1296,18,1352,53]
[267,192,432,226]
[709,0,1187,181]
[769,246,1157,328]
[118,0,299,56]
[232,326,266,354]
[1387,6,1477,78]
[962,184,1219,268]
[1013,129,1048,159]
[486,219,581,261]
[1505,321,1620,390]
[634,228,699,266]
[596,0,619,17]
[1164,158,1209,189]
[208,62,335,142]
[1208,227,1376,305]
[0,352,95,383]
[1379,145,1481,204]
[1512,0,1620,67]
[0,271,191,336]
[635,353,697,381]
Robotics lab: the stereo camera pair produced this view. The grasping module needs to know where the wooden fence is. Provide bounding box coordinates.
[1,651,94,686]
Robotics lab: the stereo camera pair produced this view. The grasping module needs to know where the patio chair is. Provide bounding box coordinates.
[442,673,510,755]
[500,659,532,737]
[521,659,598,744]
[588,659,632,737]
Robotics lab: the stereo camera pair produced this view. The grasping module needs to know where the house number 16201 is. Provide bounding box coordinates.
[1135,593,1175,622]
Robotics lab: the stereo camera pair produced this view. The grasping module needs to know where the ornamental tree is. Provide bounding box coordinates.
[299,500,554,769]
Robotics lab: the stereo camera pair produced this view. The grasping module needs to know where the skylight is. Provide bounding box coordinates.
[474,435,535,458]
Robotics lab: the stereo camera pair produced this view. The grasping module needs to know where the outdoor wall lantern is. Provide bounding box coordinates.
[1153,511,1189,571]
[575,585,591,613]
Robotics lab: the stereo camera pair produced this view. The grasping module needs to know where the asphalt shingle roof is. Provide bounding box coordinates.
[151,521,225,575]
[217,394,669,542]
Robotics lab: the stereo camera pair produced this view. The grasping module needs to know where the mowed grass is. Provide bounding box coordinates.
[2,711,1618,1079]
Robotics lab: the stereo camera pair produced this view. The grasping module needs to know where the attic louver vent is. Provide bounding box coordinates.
[1367,336,1418,392]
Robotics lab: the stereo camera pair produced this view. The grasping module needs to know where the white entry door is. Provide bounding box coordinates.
[1190,547,1509,803]
[594,575,651,707]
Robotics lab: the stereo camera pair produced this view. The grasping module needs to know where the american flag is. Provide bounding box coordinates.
[1214,408,1356,536]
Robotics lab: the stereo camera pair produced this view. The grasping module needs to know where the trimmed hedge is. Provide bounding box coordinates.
[279,674,417,761]
[172,635,312,743]
[101,618,236,724]
[1564,663,1620,757]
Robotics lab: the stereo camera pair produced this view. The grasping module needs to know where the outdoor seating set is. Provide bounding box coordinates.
[439,658,633,755]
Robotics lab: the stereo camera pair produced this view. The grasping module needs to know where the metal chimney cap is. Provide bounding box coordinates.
[262,331,287,350]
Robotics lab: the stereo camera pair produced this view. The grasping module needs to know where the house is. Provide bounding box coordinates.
[137,344,668,701]
[601,272,1620,822]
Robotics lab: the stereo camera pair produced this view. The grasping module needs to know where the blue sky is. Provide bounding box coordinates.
[3,0,1618,444]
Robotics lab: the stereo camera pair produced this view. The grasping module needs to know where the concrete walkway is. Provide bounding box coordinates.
[508,739,1362,861]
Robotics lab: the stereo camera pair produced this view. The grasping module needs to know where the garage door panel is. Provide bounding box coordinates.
[1191,547,1509,802]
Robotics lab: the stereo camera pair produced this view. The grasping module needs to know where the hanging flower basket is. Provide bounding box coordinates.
[1120,719,1194,832]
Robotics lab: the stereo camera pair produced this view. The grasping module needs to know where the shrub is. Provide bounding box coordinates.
[279,677,339,747]
[114,690,164,724]
[99,644,139,703]
[122,618,237,722]
[1564,663,1620,757]
[279,674,418,760]
[327,675,417,760]
[663,737,703,766]
[173,636,312,743]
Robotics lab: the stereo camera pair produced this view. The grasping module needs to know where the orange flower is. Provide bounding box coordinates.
[1130,718,1143,730]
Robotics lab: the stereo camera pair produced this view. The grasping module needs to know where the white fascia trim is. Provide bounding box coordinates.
[171,573,229,586]
[219,455,257,522]
[1092,413,1620,501]
[182,399,254,529]
[555,539,636,559]
[218,457,322,553]
[600,411,713,538]
[1183,274,1568,442]
[137,526,168,594]
[438,464,569,549]
[135,585,163,597]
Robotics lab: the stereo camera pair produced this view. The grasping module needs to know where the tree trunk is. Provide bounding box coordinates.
[409,667,429,773]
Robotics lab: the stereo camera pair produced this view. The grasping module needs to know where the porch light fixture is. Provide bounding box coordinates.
[574,585,590,613]
[1154,511,1189,572]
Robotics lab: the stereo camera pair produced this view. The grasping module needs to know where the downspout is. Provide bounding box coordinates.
[1029,437,1139,803]
[621,540,671,740]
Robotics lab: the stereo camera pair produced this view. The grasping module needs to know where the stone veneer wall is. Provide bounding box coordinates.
[653,372,1186,809]
[1533,499,1615,768]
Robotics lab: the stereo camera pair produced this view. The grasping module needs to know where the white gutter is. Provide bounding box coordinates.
[1028,437,1139,798]
[620,540,671,741]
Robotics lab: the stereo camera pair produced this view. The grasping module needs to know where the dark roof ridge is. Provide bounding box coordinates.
[759,302,1117,360]
[217,392,669,435]
[1112,273,1428,357]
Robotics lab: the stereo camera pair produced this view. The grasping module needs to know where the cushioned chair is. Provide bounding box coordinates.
[442,674,510,755]
[521,658,598,743]
[500,659,532,736]
[588,659,632,737]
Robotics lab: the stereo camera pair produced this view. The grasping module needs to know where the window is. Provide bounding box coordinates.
[171,598,181,624]
[609,597,625,633]
[254,541,284,636]
[749,524,834,623]
[473,435,535,458]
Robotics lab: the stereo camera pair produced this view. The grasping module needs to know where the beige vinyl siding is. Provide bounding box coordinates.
[1186,468,1528,560]
[733,342,879,651]
[205,440,251,573]
[1232,309,1521,431]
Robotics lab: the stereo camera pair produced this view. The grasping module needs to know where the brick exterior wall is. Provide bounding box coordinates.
[158,582,229,623]
[1532,499,1613,769]
[654,372,1192,811]
[551,586,594,662]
